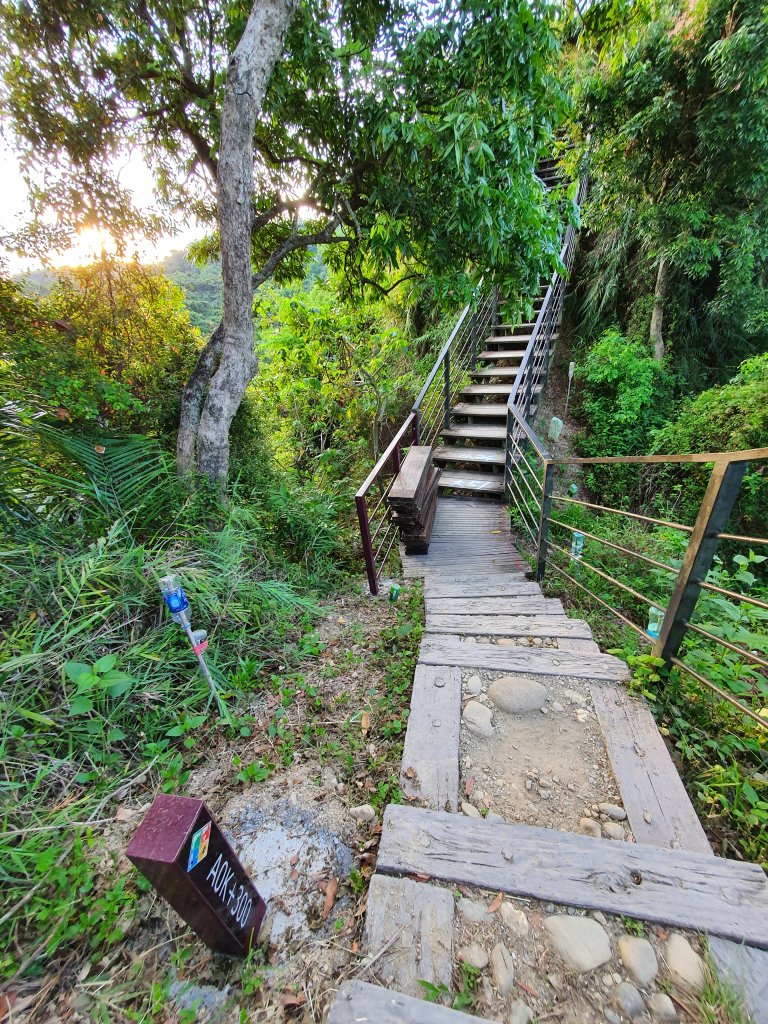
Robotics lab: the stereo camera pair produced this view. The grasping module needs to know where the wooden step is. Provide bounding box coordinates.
[363,875,454,997]
[328,980,490,1024]
[433,445,505,466]
[451,402,508,418]
[400,665,460,811]
[424,574,529,596]
[438,470,504,494]
[460,384,514,396]
[484,334,533,344]
[420,633,629,679]
[441,424,506,440]
[477,348,526,360]
[425,613,594,640]
[376,806,768,949]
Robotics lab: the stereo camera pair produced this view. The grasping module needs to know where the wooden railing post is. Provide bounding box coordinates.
[443,351,451,429]
[653,457,747,665]
[536,460,555,581]
[355,495,379,596]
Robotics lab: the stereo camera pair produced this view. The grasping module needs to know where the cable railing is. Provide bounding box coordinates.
[355,290,497,593]
[506,411,768,731]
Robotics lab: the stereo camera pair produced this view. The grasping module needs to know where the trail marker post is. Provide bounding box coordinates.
[126,794,266,956]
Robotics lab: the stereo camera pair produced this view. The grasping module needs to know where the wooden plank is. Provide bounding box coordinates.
[377,806,768,948]
[420,635,629,680]
[388,446,433,503]
[363,875,454,996]
[427,597,563,615]
[589,682,712,854]
[426,583,541,601]
[425,614,591,640]
[328,981,496,1024]
[400,665,461,812]
[438,471,504,493]
[424,576,528,596]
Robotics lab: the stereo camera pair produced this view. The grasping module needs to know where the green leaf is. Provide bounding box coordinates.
[69,696,95,716]
[93,654,118,674]
[65,661,93,683]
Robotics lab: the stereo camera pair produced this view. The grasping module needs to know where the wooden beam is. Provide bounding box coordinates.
[376,806,768,948]
[328,981,496,1023]
[400,666,461,812]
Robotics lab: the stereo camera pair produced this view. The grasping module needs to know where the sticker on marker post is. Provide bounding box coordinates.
[187,820,212,871]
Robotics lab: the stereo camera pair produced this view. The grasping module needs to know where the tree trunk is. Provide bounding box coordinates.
[192,0,298,485]
[177,321,223,475]
[650,255,669,361]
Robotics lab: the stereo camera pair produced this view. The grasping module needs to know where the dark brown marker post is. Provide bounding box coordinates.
[126,794,266,955]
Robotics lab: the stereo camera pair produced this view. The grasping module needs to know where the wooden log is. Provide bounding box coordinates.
[388,446,433,505]
[363,875,454,996]
[427,595,559,614]
[400,665,461,811]
[377,806,768,948]
[425,614,592,640]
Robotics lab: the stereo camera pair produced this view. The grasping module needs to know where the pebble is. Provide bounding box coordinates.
[613,981,645,1019]
[551,701,565,712]
[457,943,489,970]
[666,933,705,990]
[461,801,483,819]
[458,897,489,925]
[349,804,375,822]
[466,674,483,694]
[604,1010,621,1024]
[592,911,608,927]
[525,779,533,791]
[543,914,611,973]
[599,802,627,821]
[501,903,530,939]
[580,817,602,838]
[486,811,506,824]
[538,788,551,800]
[487,676,548,714]
[602,821,625,840]
[601,972,614,988]
[563,688,588,705]
[463,701,494,738]
[508,1000,533,1024]
[490,942,515,996]
[648,992,678,1021]
[618,935,658,987]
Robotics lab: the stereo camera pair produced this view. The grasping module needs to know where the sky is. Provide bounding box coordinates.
[0,137,202,274]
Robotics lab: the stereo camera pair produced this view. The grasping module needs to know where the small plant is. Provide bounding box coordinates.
[620,915,645,936]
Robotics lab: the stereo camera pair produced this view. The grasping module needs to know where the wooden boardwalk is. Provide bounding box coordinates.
[330,497,768,1022]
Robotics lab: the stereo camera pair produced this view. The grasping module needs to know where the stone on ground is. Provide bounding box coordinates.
[665,934,705,990]
[501,902,530,939]
[461,801,483,818]
[613,981,645,1019]
[487,676,547,714]
[580,817,601,838]
[465,674,483,694]
[648,992,678,1021]
[508,999,533,1024]
[490,941,515,996]
[463,700,494,737]
[602,821,625,840]
[543,914,611,973]
[349,803,376,822]
[618,935,658,987]
[457,942,489,970]
[458,897,489,925]
[598,802,627,821]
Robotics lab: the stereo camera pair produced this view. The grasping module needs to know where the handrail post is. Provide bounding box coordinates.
[536,460,555,581]
[443,351,451,429]
[653,457,747,664]
[412,409,420,445]
[470,314,478,370]
[355,495,379,596]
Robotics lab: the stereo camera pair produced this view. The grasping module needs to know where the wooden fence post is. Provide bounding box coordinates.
[653,457,747,665]
[536,460,555,582]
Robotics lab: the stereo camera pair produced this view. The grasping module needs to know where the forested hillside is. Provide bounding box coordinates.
[0,0,766,1019]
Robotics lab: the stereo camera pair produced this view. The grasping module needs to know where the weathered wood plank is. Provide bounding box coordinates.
[328,980,496,1024]
[425,614,592,639]
[389,446,433,503]
[400,665,461,812]
[403,559,523,578]
[427,596,560,614]
[377,806,768,948]
[589,682,711,854]
[420,635,629,680]
[363,875,454,996]
[424,577,532,597]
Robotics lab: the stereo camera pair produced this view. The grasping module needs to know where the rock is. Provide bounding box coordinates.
[486,811,506,824]
[604,1010,621,1024]
[543,915,611,973]
[458,897,489,925]
[538,788,551,800]
[457,943,489,970]
[618,935,658,987]
[592,911,608,927]
[563,688,587,706]
[490,942,515,996]
[580,817,602,838]
[666,934,705,991]
[602,821,625,840]
[601,973,614,988]
[463,700,494,737]
[648,992,678,1021]
[461,801,483,819]
[551,701,565,712]
[500,902,530,939]
[349,804,375,822]
[466,674,483,694]
[599,802,627,821]
[613,981,645,1019]
[487,676,548,714]
[508,1000,533,1024]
